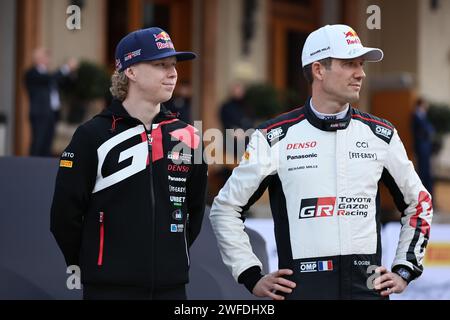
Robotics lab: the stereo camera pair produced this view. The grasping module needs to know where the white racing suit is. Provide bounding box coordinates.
[210,98,433,299]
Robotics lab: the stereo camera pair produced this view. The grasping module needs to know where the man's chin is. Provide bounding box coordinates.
[161,93,174,103]
[347,93,360,104]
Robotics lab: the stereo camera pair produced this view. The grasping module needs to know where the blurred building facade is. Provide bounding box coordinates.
[1,0,450,158]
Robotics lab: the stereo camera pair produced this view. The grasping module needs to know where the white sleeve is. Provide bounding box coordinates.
[209,129,277,281]
[383,129,433,276]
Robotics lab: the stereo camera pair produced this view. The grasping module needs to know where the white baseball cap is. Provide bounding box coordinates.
[301,24,383,67]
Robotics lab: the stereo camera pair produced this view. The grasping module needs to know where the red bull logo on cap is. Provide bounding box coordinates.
[343,28,361,45]
[153,31,175,50]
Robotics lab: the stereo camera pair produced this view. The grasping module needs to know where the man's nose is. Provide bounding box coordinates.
[355,66,366,80]
[168,66,177,78]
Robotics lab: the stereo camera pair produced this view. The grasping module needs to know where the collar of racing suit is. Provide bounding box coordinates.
[95,99,177,125]
[304,97,352,131]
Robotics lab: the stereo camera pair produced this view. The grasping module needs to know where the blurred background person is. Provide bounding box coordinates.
[412,97,435,197]
[219,81,255,181]
[24,47,78,156]
[220,81,254,136]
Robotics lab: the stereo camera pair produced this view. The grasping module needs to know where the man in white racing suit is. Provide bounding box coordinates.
[210,24,433,300]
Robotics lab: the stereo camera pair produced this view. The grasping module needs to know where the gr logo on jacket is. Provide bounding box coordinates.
[50,99,207,289]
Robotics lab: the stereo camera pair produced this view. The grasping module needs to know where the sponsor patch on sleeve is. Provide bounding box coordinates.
[60,160,73,168]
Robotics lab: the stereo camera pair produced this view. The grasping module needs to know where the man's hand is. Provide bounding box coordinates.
[252,269,296,300]
[66,57,79,72]
[373,266,408,297]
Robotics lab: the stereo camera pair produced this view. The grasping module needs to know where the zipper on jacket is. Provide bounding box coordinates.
[97,211,105,266]
[146,124,156,299]
[184,213,190,266]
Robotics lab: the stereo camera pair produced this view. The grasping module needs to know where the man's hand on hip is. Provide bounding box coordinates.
[373,266,408,297]
[253,269,297,300]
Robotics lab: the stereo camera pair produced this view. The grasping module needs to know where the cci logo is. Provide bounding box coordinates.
[299,197,336,219]
[356,141,369,148]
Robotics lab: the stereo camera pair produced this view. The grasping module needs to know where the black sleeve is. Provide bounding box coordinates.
[50,126,97,266]
[186,143,208,247]
[238,266,264,293]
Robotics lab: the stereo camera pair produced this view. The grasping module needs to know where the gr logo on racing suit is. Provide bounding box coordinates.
[299,197,371,219]
[299,197,336,219]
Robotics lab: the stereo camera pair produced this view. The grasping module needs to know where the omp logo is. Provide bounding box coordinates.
[375,125,392,139]
[267,127,284,142]
[299,197,336,219]
[300,260,334,273]
[93,126,148,193]
[300,261,317,273]
[286,141,317,150]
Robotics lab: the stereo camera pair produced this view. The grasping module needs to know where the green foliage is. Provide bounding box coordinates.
[64,60,111,101]
[244,83,281,120]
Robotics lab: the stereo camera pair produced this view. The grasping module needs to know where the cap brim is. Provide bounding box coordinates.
[333,47,383,62]
[142,51,197,62]
[358,47,383,62]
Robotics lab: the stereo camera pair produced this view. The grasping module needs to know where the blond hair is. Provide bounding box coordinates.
[110,71,129,101]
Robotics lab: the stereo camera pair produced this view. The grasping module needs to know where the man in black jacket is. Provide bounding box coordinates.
[50,27,208,300]
[25,48,77,156]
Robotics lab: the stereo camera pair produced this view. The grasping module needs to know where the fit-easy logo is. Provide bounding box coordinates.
[299,197,336,219]
[286,141,317,150]
[169,185,186,193]
[375,125,392,139]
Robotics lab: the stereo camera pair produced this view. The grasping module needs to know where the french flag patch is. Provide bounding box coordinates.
[318,260,333,271]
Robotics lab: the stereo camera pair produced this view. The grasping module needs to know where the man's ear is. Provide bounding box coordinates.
[124,67,136,82]
[311,61,324,81]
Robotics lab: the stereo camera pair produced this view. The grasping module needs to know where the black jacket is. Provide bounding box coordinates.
[50,99,208,289]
